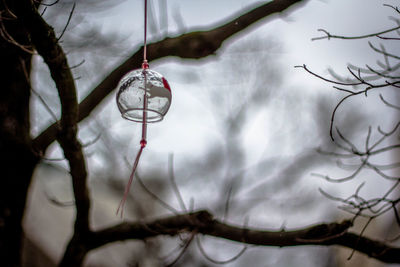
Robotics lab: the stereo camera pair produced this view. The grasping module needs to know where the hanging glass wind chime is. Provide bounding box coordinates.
[115,0,172,217]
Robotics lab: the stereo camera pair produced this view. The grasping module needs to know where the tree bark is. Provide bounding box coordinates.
[0,1,39,266]
[59,210,400,266]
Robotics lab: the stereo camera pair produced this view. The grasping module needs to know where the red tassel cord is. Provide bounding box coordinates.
[116,141,145,217]
[116,0,150,218]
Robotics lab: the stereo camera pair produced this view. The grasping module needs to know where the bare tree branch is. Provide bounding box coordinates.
[296,64,400,140]
[78,210,400,264]
[312,26,400,41]
[15,0,91,237]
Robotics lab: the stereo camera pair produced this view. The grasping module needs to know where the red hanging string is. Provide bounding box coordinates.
[116,0,149,218]
[116,144,145,217]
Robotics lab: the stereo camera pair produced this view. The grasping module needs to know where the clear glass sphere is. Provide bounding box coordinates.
[116,68,172,123]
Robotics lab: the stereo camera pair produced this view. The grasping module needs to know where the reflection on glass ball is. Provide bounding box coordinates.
[116,68,172,123]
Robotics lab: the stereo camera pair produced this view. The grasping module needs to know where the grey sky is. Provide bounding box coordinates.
[26,1,399,266]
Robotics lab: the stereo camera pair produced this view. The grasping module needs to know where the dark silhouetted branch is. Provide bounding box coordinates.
[312,26,400,41]
[15,0,91,241]
[81,210,400,264]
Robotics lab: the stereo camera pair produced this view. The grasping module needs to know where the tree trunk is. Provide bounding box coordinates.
[0,1,38,266]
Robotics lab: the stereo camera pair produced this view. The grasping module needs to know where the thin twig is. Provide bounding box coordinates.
[380,94,400,110]
[165,232,196,267]
[57,2,75,41]
[123,155,179,214]
[82,133,101,148]
[348,217,374,260]
[196,236,247,264]
[0,20,35,54]
[168,154,187,212]
[312,26,400,41]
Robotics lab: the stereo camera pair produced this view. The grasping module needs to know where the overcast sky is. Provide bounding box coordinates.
[33,0,399,203]
[89,0,398,155]
[32,0,399,196]
[27,1,400,265]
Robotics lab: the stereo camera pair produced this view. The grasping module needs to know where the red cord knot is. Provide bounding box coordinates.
[140,139,147,148]
[142,60,149,69]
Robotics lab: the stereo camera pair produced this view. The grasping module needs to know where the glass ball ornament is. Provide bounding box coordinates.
[116,68,172,123]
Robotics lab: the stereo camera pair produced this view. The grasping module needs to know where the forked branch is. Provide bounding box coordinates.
[66,210,400,265]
